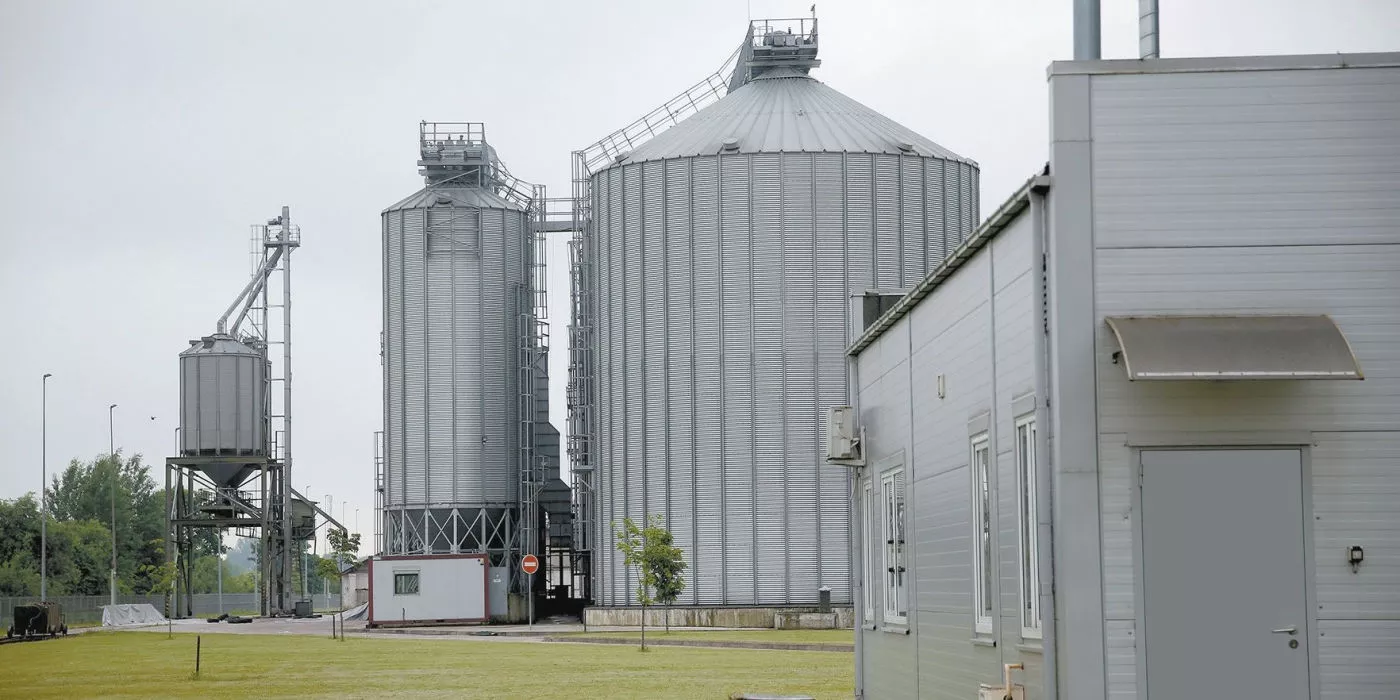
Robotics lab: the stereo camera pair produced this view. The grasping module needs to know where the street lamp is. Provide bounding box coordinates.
[109,403,118,607]
[41,373,52,602]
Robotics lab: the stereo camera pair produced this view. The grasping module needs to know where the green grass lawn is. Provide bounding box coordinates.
[562,629,854,645]
[0,631,853,699]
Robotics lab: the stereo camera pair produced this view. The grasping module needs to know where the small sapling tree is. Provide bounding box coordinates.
[614,514,687,645]
[613,517,655,651]
[646,520,687,634]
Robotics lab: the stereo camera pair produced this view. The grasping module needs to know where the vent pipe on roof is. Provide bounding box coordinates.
[1073,0,1101,59]
[1139,0,1159,58]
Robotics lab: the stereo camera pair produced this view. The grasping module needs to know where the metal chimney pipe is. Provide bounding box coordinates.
[1139,0,1160,58]
[1074,0,1101,59]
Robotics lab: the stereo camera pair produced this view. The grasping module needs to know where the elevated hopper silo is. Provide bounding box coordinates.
[584,18,979,608]
[381,123,537,568]
[178,333,267,488]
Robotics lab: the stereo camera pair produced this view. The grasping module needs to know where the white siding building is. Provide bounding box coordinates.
[367,554,489,627]
[847,53,1400,699]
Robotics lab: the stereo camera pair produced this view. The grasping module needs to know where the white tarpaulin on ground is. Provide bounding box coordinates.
[102,603,168,627]
[342,603,368,621]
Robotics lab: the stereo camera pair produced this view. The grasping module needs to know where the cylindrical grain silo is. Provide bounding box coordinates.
[178,333,268,488]
[179,333,268,457]
[588,32,978,608]
[381,123,530,559]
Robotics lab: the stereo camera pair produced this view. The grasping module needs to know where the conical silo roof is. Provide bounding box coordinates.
[619,66,975,165]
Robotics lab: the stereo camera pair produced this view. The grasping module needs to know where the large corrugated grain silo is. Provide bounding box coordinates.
[381,122,534,564]
[583,19,979,609]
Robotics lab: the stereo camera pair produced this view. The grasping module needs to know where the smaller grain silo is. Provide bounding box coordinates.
[178,333,267,486]
[380,123,567,605]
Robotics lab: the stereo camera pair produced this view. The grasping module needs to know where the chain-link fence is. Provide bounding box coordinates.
[2,593,343,628]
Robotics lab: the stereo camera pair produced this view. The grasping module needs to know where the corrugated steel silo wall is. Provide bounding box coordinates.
[591,152,979,606]
[179,349,266,454]
[383,199,528,524]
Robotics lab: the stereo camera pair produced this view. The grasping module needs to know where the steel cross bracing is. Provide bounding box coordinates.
[565,44,741,603]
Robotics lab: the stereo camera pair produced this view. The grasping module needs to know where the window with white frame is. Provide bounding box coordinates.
[862,478,876,622]
[971,433,993,635]
[1016,415,1042,638]
[394,571,420,595]
[881,467,907,624]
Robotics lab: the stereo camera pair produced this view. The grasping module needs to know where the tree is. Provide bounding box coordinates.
[613,515,686,647]
[314,529,361,608]
[0,495,41,596]
[44,453,209,594]
[648,525,687,633]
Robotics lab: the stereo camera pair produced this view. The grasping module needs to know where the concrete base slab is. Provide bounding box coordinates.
[773,612,840,630]
[583,605,855,629]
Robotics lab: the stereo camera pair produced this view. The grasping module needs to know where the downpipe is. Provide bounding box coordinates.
[1030,177,1059,700]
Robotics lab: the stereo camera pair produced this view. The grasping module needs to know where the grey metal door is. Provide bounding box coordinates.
[1140,449,1311,699]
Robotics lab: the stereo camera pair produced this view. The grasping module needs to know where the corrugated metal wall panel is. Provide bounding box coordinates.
[720,154,756,604]
[402,208,427,505]
[604,166,626,604]
[926,160,946,266]
[902,156,927,283]
[623,164,646,588]
[385,212,403,508]
[873,154,900,288]
[782,154,820,603]
[752,153,786,605]
[642,161,667,528]
[845,155,875,293]
[814,153,851,600]
[690,158,724,604]
[454,241,484,503]
[664,159,698,602]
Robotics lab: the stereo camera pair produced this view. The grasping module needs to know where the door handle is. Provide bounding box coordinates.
[1271,626,1298,635]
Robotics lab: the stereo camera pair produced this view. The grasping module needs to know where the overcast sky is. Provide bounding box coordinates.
[2,0,1396,551]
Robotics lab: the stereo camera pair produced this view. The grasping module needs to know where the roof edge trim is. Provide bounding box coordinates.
[1048,51,1400,79]
[848,168,1051,356]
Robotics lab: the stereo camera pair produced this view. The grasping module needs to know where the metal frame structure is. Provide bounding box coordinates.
[166,208,345,617]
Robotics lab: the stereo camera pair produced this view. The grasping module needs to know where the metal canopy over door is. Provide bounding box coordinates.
[1140,449,1311,699]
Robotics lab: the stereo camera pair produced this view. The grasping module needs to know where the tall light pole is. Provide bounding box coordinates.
[41,373,52,601]
[109,403,118,606]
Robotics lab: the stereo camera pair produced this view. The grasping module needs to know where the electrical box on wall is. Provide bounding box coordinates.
[825,405,865,466]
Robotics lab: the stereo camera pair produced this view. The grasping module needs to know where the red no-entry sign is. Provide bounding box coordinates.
[521,554,540,575]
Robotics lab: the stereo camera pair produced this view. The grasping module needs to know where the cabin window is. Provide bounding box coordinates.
[971,433,993,635]
[394,572,420,595]
[881,466,907,625]
[1016,415,1042,638]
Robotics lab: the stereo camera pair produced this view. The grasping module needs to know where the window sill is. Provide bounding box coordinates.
[970,636,997,648]
[880,622,911,636]
[1016,641,1044,654]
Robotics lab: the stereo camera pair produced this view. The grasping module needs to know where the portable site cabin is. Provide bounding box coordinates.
[844,53,1400,699]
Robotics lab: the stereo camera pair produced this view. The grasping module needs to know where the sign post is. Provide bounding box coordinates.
[521,554,540,630]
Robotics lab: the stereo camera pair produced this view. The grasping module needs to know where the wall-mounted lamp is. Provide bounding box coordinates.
[1348,545,1364,573]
